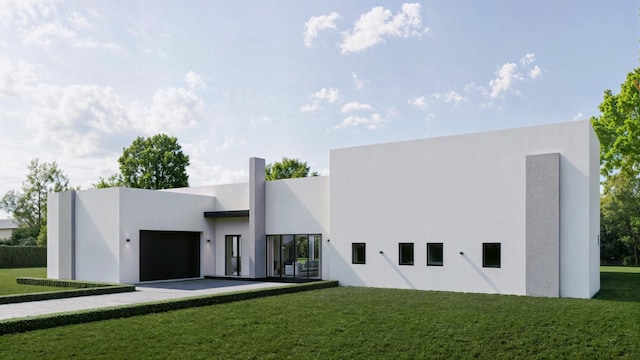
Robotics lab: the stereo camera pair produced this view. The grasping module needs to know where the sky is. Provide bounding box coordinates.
[0,0,639,218]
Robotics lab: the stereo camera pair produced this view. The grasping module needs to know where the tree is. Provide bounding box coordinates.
[265,157,319,181]
[118,134,190,189]
[601,172,640,265]
[94,173,124,188]
[0,158,70,246]
[591,68,640,177]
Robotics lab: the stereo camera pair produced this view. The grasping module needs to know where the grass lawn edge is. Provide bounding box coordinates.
[0,277,136,305]
[0,280,338,336]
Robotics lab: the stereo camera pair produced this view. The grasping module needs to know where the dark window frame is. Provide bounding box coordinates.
[399,243,414,265]
[427,243,444,266]
[483,243,501,268]
[352,243,366,264]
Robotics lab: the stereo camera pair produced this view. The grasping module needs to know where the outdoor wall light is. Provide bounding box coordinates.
[379,251,384,254]
[327,239,330,242]
[207,239,211,243]
[459,251,464,255]
[126,238,130,243]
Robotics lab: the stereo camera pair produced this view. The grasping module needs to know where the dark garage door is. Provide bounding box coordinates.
[140,230,201,281]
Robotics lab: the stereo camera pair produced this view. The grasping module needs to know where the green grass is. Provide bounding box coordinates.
[0,268,638,359]
[0,268,65,296]
[601,265,640,273]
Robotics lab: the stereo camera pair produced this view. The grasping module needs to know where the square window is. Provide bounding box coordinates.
[399,243,414,265]
[352,243,366,264]
[483,243,501,268]
[427,243,443,266]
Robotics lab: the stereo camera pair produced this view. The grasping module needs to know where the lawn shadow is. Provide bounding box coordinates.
[593,272,640,303]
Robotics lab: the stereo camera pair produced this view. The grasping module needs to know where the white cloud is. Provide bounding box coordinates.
[216,137,245,152]
[408,96,427,109]
[0,56,39,98]
[334,113,384,130]
[22,21,118,50]
[489,63,523,98]
[185,71,206,90]
[0,0,56,25]
[529,65,541,79]
[130,88,203,134]
[300,103,320,112]
[572,112,584,121]
[311,87,342,103]
[25,84,131,156]
[67,11,91,30]
[303,12,340,47]
[352,72,364,89]
[301,87,342,112]
[432,91,467,106]
[340,3,424,54]
[23,22,75,47]
[520,53,536,66]
[341,101,373,113]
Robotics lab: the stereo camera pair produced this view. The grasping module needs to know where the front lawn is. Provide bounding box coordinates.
[0,268,65,296]
[0,267,638,359]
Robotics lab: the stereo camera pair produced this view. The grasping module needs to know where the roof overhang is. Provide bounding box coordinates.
[203,210,250,218]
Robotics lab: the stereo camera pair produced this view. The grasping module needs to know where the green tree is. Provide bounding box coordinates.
[601,172,640,265]
[591,68,640,177]
[94,173,124,188]
[0,158,70,246]
[119,134,190,189]
[265,157,319,181]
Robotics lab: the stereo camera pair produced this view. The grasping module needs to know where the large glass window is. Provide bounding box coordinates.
[483,243,501,268]
[427,243,443,266]
[352,243,366,264]
[266,234,321,279]
[399,243,414,265]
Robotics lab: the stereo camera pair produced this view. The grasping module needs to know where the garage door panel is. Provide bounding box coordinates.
[140,230,200,281]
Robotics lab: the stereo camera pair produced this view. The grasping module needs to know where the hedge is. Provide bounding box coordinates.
[0,284,136,305]
[0,280,339,335]
[0,246,46,268]
[16,277,122,289]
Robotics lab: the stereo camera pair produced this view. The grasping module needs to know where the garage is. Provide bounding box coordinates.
[140,230,201,282]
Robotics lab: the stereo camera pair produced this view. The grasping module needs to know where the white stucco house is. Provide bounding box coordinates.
[48,120,600,298]
[0,219,19,240]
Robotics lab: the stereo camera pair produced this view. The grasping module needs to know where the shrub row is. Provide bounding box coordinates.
[0,284,136,305]
[0,246,46,268]
[16,277,122,289]
[0,280,339,335]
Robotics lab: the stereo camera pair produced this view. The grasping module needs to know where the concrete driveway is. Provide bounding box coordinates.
[0,279,294,321]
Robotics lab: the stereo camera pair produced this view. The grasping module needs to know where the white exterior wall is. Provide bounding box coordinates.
[266,176,330,278]
[589,127,601,297]
[0,229,12,240]
[69,188,216,283]
[74,188,121,283]
[329,120,598,298]
[117,188,216,283]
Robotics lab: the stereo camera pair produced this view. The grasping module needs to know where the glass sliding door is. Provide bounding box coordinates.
[266,234,321,279]
[225,235,241,276]
[267,235,281,277]
[296,235,309,278]
[282,235,295,277]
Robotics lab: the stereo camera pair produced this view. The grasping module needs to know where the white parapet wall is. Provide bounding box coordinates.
[329,120,599,298]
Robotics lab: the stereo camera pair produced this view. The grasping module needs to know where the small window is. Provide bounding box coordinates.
[352,243,366,264]
[399,243,414,265]
[483,243,501,268]
[427,243,443,266]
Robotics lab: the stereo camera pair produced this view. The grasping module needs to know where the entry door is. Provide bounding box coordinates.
[225,235,241,276]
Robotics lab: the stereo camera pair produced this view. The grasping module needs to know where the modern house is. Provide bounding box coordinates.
[0,219,18,240]
[48,120,600,298]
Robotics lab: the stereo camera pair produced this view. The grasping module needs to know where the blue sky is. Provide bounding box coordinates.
[0,0,638,218]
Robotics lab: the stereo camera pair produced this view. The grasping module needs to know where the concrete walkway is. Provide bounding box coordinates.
[0,279,294,321]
